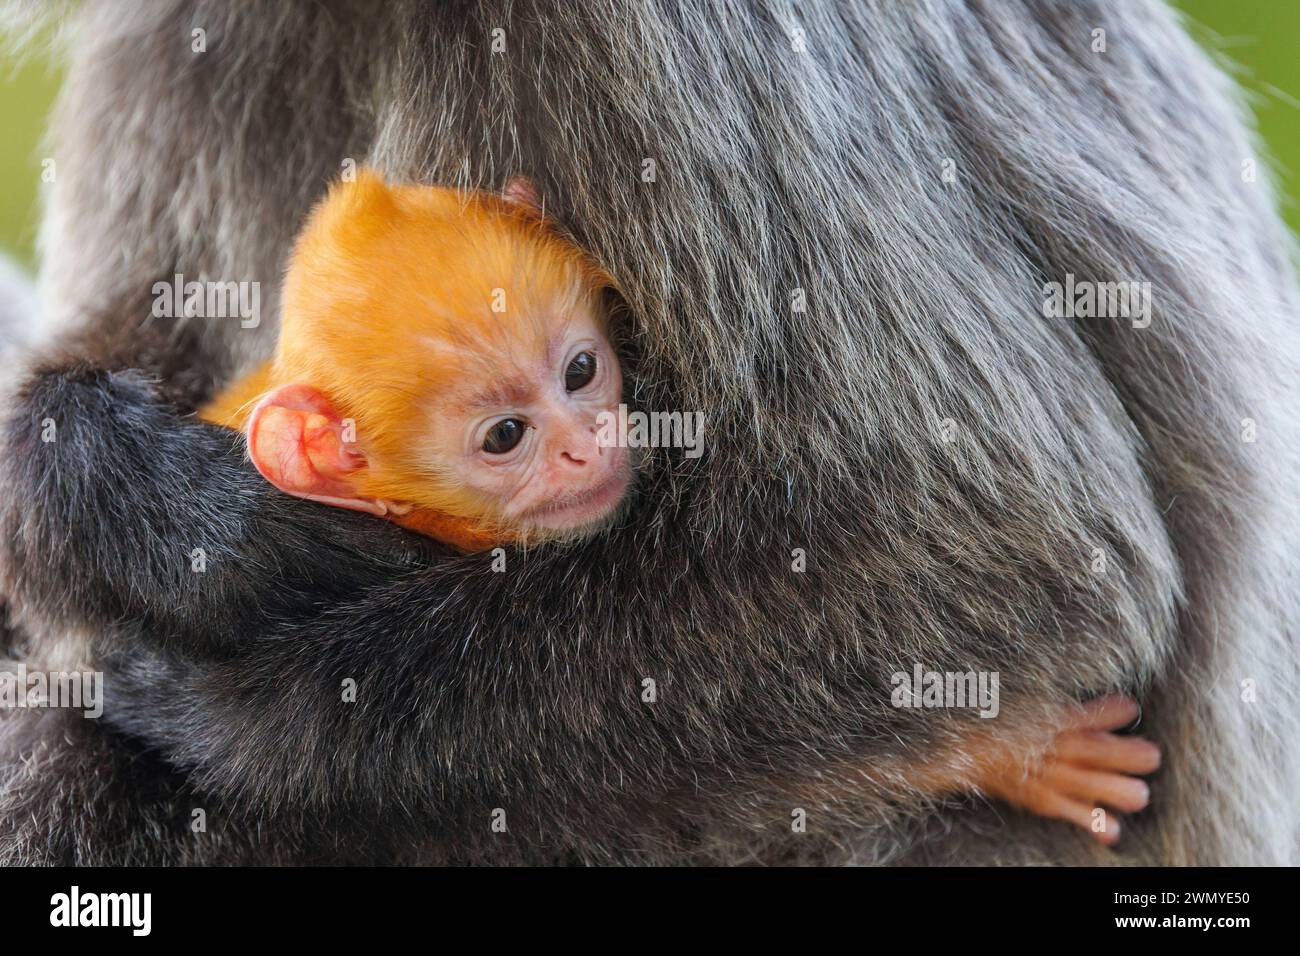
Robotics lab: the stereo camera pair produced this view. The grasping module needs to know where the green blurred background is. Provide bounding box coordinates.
[0,1,1296,271]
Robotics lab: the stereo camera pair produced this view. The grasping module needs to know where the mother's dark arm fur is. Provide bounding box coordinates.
[3,0,1296,864]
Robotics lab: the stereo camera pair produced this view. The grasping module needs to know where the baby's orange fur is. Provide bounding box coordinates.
[200,178,1163,845]
[200,169,614,549]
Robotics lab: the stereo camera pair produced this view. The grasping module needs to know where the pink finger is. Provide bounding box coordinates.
[1042,763,1151,813]
[1021,782,1119,845]
[1053,731,1162,774]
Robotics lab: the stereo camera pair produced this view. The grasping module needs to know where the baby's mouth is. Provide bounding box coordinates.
[519,464,630,528]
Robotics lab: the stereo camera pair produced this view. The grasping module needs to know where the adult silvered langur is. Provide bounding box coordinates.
[0,0,1296,865]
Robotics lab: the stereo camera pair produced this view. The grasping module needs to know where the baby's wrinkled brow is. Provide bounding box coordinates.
[464,378,536,411]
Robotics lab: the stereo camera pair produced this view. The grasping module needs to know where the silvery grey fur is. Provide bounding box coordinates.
[0,256,35,353]
[0,0,1296,864]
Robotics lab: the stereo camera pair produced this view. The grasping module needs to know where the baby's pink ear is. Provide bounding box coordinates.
[246,384,385,516]
[502,176,543,216]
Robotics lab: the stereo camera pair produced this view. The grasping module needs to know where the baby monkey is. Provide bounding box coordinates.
[201,169,631,551]
[201,170,1159,843]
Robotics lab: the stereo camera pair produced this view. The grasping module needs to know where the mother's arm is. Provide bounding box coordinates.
[2,0,1217,863]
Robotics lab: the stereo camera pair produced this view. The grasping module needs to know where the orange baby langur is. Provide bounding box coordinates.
[200,170,631,551]
[201,173,1159,846]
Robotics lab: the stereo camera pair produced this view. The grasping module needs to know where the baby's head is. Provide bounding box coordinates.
[247,170,631,549]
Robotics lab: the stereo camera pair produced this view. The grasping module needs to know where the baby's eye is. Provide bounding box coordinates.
[564,351,597,391]
[483,418,525,454]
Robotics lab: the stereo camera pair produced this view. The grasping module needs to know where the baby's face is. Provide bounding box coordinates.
[420,302,631,538]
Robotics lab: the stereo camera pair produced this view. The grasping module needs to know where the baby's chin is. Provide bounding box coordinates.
[511,464,635,545]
